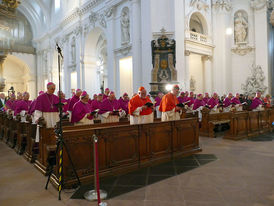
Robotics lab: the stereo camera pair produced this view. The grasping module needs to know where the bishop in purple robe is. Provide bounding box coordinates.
[28,91,44,115]
[103,88,110,100]
[99,91,120,114]
[177,92,185,104]
[203,93,210,104]
[207,93,219,109]
[91,93,103,111]
[14,92,32,116]
[71,91,93,124]
[193,94,205,110]
[231,93,241,105]
[250,92,263,110]
[223,93,233,108]
[118,93,130,115]
[187,92,195,107]
[68,89,82,112]
[5,94,17,111]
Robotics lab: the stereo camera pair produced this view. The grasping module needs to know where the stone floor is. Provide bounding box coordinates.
[0,135,274,206]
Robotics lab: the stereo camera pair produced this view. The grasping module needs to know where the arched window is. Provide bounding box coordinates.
[55,0,61,12]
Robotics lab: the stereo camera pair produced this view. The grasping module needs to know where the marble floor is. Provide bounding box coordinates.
[0,135,274,206]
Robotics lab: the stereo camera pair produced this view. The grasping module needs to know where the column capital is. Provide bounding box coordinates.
[202,55,212,61]
[185,50,191,56]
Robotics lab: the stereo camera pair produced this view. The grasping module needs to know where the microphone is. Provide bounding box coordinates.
[56,43,63,58]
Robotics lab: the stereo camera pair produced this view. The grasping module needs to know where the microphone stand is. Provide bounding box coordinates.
[45,44,81,200]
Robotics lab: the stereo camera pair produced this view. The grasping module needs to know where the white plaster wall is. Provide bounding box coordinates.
[231,52,254,94]
[189,54,204,94]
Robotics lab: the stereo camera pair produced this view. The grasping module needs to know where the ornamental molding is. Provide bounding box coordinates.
[212,0,232,12]
[114,44,132,56]
[190,0,209,12]
[250,0,268,10]
[231,45,255,56]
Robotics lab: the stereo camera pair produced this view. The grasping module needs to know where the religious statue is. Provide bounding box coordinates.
[120,8,130,44]
[234,12,248,44]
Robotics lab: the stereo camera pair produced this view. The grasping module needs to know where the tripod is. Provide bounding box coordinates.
[45,43,81,200]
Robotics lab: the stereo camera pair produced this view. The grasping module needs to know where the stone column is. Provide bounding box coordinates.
[212,1,232,94]
[0,55,6,92]
[131,0,142,92]
[202,55,213,94]
[174,0,185,89]
[184,50,191,91]
[75,28,83,90]
[105,7,116,91]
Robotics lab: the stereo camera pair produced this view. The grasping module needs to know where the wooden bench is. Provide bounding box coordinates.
[48,117,201,189]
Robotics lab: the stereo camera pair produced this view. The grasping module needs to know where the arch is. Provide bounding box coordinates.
[2,55,32,94]
[83,27,107,95]
[189,12,208,35]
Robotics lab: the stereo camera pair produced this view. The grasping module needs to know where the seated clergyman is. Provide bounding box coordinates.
[71,91,94,125]
[250,92,264,111]
[128,86,154,125]
[159,85,182,122]
[99,91,120,123]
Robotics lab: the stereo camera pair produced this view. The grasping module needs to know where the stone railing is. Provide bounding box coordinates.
[185,30,210,44]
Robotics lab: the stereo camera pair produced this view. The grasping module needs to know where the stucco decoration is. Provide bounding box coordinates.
[190,0,209,12]
[231,45,254,56]
[212,0,232,12]
[241,64,267,95]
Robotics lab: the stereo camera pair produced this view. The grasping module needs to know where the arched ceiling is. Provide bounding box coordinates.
[17,0,52,39]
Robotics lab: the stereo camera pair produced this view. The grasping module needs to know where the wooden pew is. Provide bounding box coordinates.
[23,119,39,163]
[49,117,201,189]
[200,108,231,138]
[34,120,129,175]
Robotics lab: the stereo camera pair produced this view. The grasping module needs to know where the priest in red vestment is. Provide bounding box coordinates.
[128,87,154,125]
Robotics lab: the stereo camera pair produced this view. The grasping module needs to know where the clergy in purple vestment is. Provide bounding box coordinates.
[182,91,190,103]
[99,91,120,114]
[14,92,32,116]
[193,94,205,110]
[250,92,263,110]
[118,93,130,115]
[187,92,195,107]
[231,93,241,105]
[103,88,110,100]
[154,92,164,107]
[34,82,60,128]
[28,91,44,115]
[89,94,97,105]
[223,93,233,108]
[68,89,82,112]
[71,91,93,124]
[35,84,59,113]
[16,92,23,102]
[203,93,210,104]
[91,94,103,111]
[207,93,219,109]
[5,93,17,111]
[177,92,185,104]
[99,91,120,123]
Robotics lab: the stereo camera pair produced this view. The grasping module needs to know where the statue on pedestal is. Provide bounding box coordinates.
[234,11,248,44]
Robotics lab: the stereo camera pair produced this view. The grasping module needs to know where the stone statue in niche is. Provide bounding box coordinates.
[234,11,248,44]
[120,8,130,44]
[70,37,76,65]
